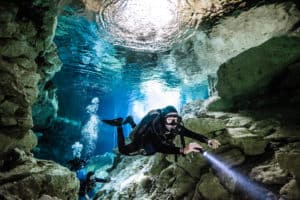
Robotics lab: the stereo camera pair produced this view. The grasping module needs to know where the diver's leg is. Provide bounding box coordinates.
[117,126,126,146]
[117,126,139,155]
[122,116,136,128]
[102,117,123,126]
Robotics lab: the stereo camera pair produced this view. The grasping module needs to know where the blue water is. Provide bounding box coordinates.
[52,6,209,158]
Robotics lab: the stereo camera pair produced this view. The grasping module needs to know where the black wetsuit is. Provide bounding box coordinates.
[117,111,209,156]
[66,157,86,171]
[79,177,108,196]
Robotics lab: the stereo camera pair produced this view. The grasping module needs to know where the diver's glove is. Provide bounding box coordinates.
[208,139,221,149]
[181,142,203,154]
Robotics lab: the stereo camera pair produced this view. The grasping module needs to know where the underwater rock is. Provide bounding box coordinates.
[0,130,37,153]
[0,100,19,115]
[280,179,300,200]
[249,119,280,137]
[217,36,300,108]
[180,99,204,117]
[226,115,253,127]
[166,145,208,179]
[225,127,268,155]
[0,148,79,200]
[265,127,300,142]
[218,148,245,167]
[184,117,227,136]
[155,164,197,200]
[38,195,62,200]
[149,153,170,176]
[32,84,58,129]
[276,142,300,180]
[0,0,79,199]
[204,95,234,112]
[95,155,153,200]
[203,111,236,120]
[250,160,289,185]
[169,2,300,86]
[197,172,230,200]
[0,40,37,59]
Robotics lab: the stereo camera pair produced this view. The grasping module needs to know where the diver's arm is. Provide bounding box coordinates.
[179,126,221,149]
[157,143,182,154]
[151,135,181,154]
[178,126,209,143]
[155,141,203,155]
[95,177,110,183]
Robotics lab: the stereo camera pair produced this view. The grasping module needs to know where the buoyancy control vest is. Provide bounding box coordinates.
[129,109,186,156]
[129,109,162,143]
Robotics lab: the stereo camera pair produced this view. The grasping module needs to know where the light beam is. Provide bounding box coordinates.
[200,151,277,200]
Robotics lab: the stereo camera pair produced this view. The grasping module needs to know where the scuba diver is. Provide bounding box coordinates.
[102,105,220,156]
[79,171,110,200]
[66,156,87,171]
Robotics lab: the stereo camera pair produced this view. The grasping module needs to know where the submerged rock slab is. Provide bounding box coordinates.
[250,160,289,185]
[184,117,227,136]
[280,179,300,200]
[0,149,79,200]
[197,173,230,200]
[0,130,37,153]
[217,36,300,107]
[265,127,300,141]
[169,2,300,85]
[276,143,300,180]
[225,127,268,155]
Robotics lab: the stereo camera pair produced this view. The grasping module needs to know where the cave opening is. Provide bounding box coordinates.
[32,0,210,165]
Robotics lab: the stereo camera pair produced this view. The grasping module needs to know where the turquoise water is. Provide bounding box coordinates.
[45,5,209,159]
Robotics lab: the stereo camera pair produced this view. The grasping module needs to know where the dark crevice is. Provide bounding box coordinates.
[289,20,300,32]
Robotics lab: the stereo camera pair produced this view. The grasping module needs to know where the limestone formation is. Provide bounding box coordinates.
[197,173,230,200]
[276,143,300,180]
[216,36,300,109]
[225,127,268,155]
[250,160,289,185]
[0,148,79,200]
[280,179,300,200]
[0,0,79,199]
[168,2,300,86]
[1,0,300,200]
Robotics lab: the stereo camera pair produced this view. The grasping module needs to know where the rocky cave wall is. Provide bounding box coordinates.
[0,1,79,199]
[0,0,300,200]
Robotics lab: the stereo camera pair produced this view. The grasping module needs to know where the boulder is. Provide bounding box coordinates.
[249,119,280,136]
[0,130,37,153]
[169,2,300,86]
[38,195,62,200]
[226,116,253,127]
[184,117,227,136]
[276,143,300,179]
[217,36,300,102]
[225,128,268,155]
[250,160,289,184]
[0,22,18,38]
[0,40,37,59]
[0,100,19,115]
[280,179,300,200]
[217,148,245,167]
[158,165,197,199]
[0,149,79,200]
[149,154,170,176]
[205,95,234,112]
[166,147,208,179]
[197,173,230,200]
[265,127,300,141]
